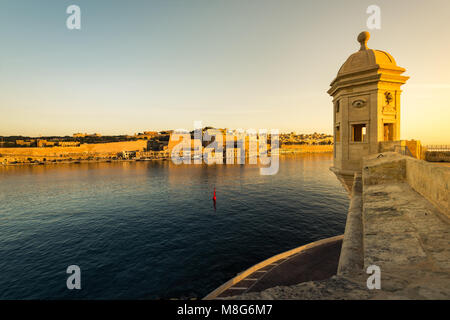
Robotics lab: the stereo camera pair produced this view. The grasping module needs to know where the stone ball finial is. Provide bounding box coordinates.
[357,31,370,51]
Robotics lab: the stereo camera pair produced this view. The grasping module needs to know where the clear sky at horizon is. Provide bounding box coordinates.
[0,0,449,144]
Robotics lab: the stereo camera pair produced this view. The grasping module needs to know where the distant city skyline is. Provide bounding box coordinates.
[0,128,332,136]
[1,0,449,144]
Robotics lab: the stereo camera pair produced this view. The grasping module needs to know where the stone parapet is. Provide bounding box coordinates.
[337,173,364,276]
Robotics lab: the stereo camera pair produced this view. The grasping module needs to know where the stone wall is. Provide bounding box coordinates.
[362,152,449,218]
[362,153,407,186]
[406,157,450,218]
[0,140,148,163]
[337,173,363,276]
[280,145,333,153]
[425,151,450,162]
[378,140,422,159]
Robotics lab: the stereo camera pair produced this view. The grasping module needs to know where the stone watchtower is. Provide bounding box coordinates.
[328,31,409,176]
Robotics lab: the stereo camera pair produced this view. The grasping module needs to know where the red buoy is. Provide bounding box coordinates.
[213,188,216,201]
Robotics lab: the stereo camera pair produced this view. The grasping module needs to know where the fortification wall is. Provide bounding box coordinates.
[362,152,449,218]
[406,157,450,218]
[0,140,148,162]
[337,173,363,276]
[426,151,450,162]
[280,145,333,153]
[378,140,422,159]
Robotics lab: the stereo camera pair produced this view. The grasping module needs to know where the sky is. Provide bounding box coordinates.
[0,0,449,144]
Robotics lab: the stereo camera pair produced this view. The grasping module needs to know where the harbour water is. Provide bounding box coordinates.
[0,154,348,299]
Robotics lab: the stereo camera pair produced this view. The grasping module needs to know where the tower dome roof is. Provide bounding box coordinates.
[336,31,402,76]
[328,31,408,96]
[337,48,399,76]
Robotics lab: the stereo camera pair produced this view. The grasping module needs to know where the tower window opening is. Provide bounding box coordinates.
[352,124,367,142]
[336,125,341,142]
[384,123,394,141]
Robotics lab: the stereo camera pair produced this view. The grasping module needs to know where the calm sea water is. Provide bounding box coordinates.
[0,154,348,299]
